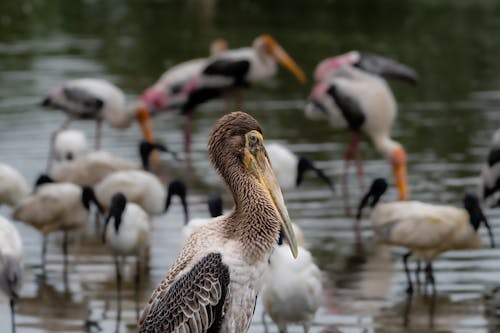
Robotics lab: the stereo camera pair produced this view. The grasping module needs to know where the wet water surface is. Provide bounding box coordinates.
[1,0,500,332]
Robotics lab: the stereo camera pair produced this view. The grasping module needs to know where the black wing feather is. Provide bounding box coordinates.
[203,59,250,87]
[488,147,500,167]
[327,84,365,131]
[63,86,104,116]
[138,253,230,333]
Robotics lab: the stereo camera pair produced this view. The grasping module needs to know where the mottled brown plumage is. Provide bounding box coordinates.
[138,111,297,333]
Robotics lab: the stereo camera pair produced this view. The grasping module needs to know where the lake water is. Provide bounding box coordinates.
[1,0,500,332]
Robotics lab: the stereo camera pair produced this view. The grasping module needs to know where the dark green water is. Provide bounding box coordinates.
[1,0,500,332]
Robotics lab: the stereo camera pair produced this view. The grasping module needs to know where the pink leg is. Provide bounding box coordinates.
[342,132,362,217]
[351,132,364,190]
[46,116,74,173]
[95,118,102,150]
[223,92,232,114]
[235,89,244,111]
[184,111,193,156]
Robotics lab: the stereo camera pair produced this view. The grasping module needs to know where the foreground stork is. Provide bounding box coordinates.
[0,216,23,333]
[356,178,495,294]
[480,128,500,206]
[137,111,297,332]
[305,51,417,204]
[41,78,154,171]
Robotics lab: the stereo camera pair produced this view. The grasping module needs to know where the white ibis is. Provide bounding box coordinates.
[0,216,23,333]
[0,163,29,207]
[262,223,322,333]
[12,177,102,269]
[41,78,154,171]
[266,142,334,192]
[137,112,297,332]
[95,172,188,222]
[49,141,170,186]
[102,192,150,321]
[356,178,495,294]
[305,51,418,203]
[53,129,89,163]
[480,128,500,206]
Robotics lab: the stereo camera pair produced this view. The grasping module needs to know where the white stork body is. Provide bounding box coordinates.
[262,224,322,333]
[95,170,165,215]
[480,129,500,205]
[0,164,29,207]
[0,216,23,333]
[266,143,299,190]
[53,129,89,163]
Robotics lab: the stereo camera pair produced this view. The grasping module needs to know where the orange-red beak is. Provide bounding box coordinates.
[261,35,307,84]
[136,105,159,166]
[392,147,408,201]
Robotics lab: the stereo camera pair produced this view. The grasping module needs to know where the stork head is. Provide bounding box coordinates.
[356,178,388,222]
[253,34,307,84]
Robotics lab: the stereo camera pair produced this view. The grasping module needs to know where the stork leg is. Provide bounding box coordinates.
[46,115,74,172]
[352,132,364,190]
[10,298,16,333]
[403,251,413,294]
[235,89,244,111]
[342,131,362,216]
[425,262,436,294]
[415,260,422,291]
[95,118,102,150]
[183,111,194,156]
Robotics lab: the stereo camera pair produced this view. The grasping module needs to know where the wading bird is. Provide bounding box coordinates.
[480,128,500,206]
[12,178,102,269]
[0,216,23,333]
[182,191,224,241]
[102,192,150,321]
[262,223,322,333]
[53,129,88,163]
[266,142,334,192]
[305,51,418,204]
[137,111,297,332]
[41,78,154,171]
[0,163,29,207]
[356,178,495,294]
[160,35,306,154]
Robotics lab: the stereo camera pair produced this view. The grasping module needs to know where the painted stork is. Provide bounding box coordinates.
[480,128,500,206]
[41,78,154,171]
[356,178,495,294]
[0,163,29,207]
[262,223,322,333]
[305,51,418,204]
[137,111,297,332]
[102,192,150,321]
[0,216,23,333]
[266,142,334,192]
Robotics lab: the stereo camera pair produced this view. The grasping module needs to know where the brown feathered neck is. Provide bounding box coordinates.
[208,111,281,263]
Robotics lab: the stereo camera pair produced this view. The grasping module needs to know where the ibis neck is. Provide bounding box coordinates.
[220,159,281,263]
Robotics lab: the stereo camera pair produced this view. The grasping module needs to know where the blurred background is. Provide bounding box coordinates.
[0,0,500,332]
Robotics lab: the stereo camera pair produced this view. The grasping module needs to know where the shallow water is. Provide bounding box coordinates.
[1,0,500,332]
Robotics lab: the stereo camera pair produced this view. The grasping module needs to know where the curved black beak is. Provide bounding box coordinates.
[297,157,335,193]
[482,214,495,248]
[355,53,418,85]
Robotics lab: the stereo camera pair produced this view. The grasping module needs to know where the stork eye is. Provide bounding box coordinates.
[248,133,259,144]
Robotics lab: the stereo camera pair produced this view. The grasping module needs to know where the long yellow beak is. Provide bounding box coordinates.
[392,147,408,201]
[244,134,298,258]
[272,45,307,84]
